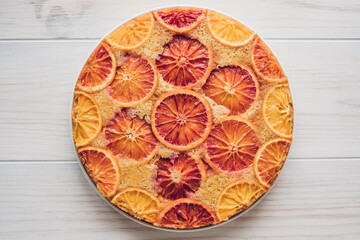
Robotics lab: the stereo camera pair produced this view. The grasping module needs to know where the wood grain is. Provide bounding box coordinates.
[0,160,359,239]
[0,0,360,40]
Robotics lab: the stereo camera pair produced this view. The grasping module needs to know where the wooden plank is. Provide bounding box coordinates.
[0,160,359,239]
[1,40,359,160]
[0,0,360,39]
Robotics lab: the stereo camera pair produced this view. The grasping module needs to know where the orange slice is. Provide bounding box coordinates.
[207,10,255,47]
[155,154,206,200]
[151,90,212,151]
[203,63,259,114]
[204,116,260,173]
[263,84,293,138]
[155,198,217,229]
[111,187,160,223]
[78,146,120,197]
[104,110,158,163]
[76,42,116,93]
[72,91,102,147]
[153,7,205,33]
[156,35,213,89]
[108,55,158,107]
[251,37,287,83]
[216,179,265,221]
[254,138,291,188]
[105,12,154,50]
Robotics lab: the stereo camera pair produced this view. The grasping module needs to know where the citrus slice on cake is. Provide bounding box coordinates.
[111,187,160,223]
[151,89,212,151]
[203,63,259,114]
[72,91,102,147]
[262,84,293,138]
[204,116,260,173]
[155,198,217,229]
[155,154,206,200]
[104,110,158,163]
[216,180,265,221]
[78,147,120,197]
[108,55,158,107]
[105,12,154,50]
[76,42,116,93]
[153,7,205,33]
[251,37,287,83]
[207,10,255,47]
[156,35,213,89]
[254,138,291,188]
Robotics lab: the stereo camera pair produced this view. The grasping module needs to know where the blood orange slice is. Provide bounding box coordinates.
[254,138,291,188]
[72,91,102,147]
[263,84,293,138]
[207,10,255,47]
[156,35,213,89]
[151,90,212,151]
[204,116,260,173]
[216,179,265,221]
[108,55,158,107]
[104,110,158,163]
[153,7,205,33]
[78,146,120,197]
[111,187,160,223]
[203,63,259,114]
[105,12,154,50]
[155,198,217,229]
[251,37,287,83]
[155,154,206,200]
[76,42,116,93]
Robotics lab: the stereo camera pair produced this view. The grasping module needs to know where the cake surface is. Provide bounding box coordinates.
[72,7,293,230]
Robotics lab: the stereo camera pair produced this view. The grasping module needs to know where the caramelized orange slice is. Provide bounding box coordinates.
[78,146,120,197]
[155,198,217,229]
[203,63,259,114]
[105,12,154,50]
[156,35,213,89]
[251,37,287,83]
[204,116,260,173]
[108,55,158,107]
[104,111,158,163]
[263,84,293,138]
[76,42,116,93]
[153,7,205,33]
[151,90,212,151]
[254,138,291,188]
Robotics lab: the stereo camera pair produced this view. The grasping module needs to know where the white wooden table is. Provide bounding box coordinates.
[1,0,359,239]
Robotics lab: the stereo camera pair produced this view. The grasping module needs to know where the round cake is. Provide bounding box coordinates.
[71,7,293,230]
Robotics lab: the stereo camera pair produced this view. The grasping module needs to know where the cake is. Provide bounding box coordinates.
[71,7,293,230]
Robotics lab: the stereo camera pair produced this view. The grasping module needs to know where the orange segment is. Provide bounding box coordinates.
[72,91,102,147]
[204,116,260,173]
[76,42,116,93]
[251,37,287,83]
[263,84,293,138]
[112,187,160,223]
[156,35,213,89]
[104,111,158,163]
[78,147,120,197]
[155,198,217,229]
[155,154,206,200]
[108,55,158,107]
[153,7,205,33]
[203,63,259,114]
[254,138,291,188]
[207,10,255,47]
[105,12,154,50]
[151,90,213,151]
[216,179,265,221]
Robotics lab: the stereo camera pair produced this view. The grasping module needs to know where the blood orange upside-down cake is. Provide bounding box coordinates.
[72,7,293,230]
